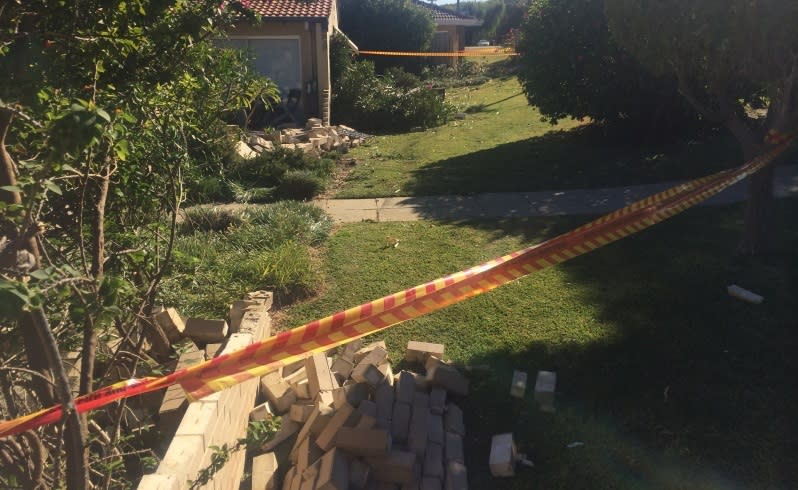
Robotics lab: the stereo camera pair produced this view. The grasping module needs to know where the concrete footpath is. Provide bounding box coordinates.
[315,164,798,223]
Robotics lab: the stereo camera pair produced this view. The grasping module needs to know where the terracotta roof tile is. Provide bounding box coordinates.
[241,0,333,19]
[413,1,480,25]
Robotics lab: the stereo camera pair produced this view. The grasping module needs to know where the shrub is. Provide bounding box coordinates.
[246,200,333,246]
[186,175,234,204]
[333,60,453,132]
[276,170,327,201]
[229,181,276,204]
[180,207,243,234]
[385,67,421,90]
[227,147,334,201]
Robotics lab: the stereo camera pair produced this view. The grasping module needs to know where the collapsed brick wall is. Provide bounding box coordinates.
[137,299,272,490]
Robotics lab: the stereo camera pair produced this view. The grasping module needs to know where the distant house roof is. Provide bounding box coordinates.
[238,0,334,20]
[412,1,482,26]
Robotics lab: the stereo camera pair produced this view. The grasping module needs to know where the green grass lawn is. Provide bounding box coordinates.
[336,73,743,198]
[279,199,798,489]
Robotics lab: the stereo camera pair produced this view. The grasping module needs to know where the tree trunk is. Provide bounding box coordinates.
[738,161,775,256]
[723,117,776,256]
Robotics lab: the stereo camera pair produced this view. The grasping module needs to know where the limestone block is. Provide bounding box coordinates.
[534,370,556,412]
[489,433,516,477]
[184,318,228,344]
[405,341,444,364]
[251,452,278,490]
[154,307,186,344]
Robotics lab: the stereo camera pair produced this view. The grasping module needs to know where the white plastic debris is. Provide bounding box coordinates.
[727,285,764,304]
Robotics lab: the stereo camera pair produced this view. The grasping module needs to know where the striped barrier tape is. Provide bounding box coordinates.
[358,49,518,57]
[0,134,792,439]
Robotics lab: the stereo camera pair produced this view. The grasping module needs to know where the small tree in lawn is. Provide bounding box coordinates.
[517,0,693,133]
[605,0,798,255]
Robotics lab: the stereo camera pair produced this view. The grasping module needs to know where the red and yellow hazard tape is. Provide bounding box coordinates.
[0,135,792,439]
[358,49,517,57]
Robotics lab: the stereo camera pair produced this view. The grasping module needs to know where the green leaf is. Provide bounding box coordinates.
[114,140,129,161]
[0,185,22,193]
[29,269,51,281]
[96,108,111,123]
[44,180,63,195]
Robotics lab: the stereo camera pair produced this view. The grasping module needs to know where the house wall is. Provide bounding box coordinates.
[435,25,462,66]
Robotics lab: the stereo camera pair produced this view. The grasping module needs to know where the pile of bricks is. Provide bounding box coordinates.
[249,340,470,490]
[236,119,368,161]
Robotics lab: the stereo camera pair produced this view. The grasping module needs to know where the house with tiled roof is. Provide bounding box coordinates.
[218,0,342,125]
[413,1,481,65]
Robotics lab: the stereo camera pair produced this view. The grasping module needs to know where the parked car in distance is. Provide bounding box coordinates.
[477,40,490,46]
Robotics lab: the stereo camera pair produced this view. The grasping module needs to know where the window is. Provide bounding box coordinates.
[216,37,302,97]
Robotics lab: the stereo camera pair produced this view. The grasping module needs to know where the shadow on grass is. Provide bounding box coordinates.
[457,200,798,489]
[403,125,742,197]
[466,91,525,114]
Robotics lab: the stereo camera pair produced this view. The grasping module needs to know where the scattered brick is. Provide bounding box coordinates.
[427,414,444,445]
[375,383,394,427]
[316,448,350,490]
[154,307,186,344]
[444,432,464,464]
[510,370,527,399]
[334,427,392,456]
[365,450,419,485]
[228,299,261,333]
[317,402,355,451]
[444,461,467,490]
[260,373,296,415]
[423,442,444,480]
[353,341,388,364]
[350,458,371,488]
[429,388,446,415]
[391,402,411,443]
[204,342,224,360]
[420,476,442,490]
[251,451,278,490]
[183,318,228,344]
[395,371,416,405]
[331,357,354,380]
[489,433,516,477]
[250,402,273,422]
[405,341,444,364]
[443,403,464,436]
[306,353,338,400]
[425,357,469,396]
[534,370,556,412]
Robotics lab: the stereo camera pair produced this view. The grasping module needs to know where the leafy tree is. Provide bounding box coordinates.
[0,1,275,487]
[517,0,693,133]
[605,0,798,254]
[339,0,435,70]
